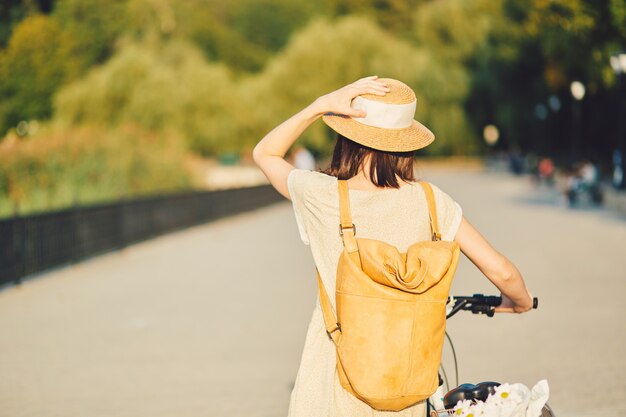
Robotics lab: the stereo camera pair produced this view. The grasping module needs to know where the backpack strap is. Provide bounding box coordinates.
[316,267,342,346]
[418,181,442,241]
[337,180,359,253]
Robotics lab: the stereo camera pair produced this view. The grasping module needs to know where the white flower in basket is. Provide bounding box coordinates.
[451,380,549,417]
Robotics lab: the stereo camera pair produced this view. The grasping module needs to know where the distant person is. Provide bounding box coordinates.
[562,161,602,207]
[580,160,596,185]
[563,166,581,207]
[525,152,539,178]
[252,76,534,417]
[612,149,624,189]
[579,159,602,204]
[538,157,555,186]
[292,145,316,170]
[508,147,525,175]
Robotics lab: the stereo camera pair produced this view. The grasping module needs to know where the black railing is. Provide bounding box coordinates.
[0,185,283,287]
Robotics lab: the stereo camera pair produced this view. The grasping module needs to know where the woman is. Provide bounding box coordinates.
[252,76,534,417]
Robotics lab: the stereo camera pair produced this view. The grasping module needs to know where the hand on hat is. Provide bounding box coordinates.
[314,75,390,118]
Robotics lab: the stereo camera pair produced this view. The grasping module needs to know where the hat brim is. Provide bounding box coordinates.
[322,113,435,152]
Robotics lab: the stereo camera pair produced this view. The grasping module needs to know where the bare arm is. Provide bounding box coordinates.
[252,104,323,200]
[252,76,390,199]
[455,216,534,313]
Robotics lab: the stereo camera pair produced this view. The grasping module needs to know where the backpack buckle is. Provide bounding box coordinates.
[432,232,441,241]
[326,322,342,340]
[339,224,356,236]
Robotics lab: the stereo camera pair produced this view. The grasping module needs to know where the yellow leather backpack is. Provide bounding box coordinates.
[316,179,460,411]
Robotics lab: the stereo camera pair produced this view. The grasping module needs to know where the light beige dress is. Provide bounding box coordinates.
[285,168,463,417]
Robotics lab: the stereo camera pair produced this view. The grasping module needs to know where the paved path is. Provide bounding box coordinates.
[1,168,625,417]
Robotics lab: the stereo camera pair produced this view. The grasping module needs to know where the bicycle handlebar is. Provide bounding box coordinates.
[446,294,539,319]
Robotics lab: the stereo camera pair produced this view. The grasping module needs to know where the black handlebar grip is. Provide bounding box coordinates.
[533,297,538,309]
[485,295,502,306]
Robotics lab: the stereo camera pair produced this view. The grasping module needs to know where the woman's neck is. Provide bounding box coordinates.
[346,168,413,191]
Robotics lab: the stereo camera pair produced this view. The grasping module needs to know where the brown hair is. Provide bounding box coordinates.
[320,133,417,188]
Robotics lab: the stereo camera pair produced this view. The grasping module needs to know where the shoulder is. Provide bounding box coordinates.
[421,181,463,241]
[414,180,457,207]
[287,168,336,200]
[427,182,457,205]
[286,169,337,246]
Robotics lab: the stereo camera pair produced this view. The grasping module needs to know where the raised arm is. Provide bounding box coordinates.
[455,216,534,313]
[252,76,390,199]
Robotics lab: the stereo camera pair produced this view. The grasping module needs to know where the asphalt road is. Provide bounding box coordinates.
[0,167,624,417]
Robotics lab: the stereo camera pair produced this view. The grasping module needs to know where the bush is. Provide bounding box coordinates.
[240,16,477,156]
[0,124,191,218]
[52,16,478,159]
[54,41,249,156]
[0,14,77,136]
[52,0,128,69]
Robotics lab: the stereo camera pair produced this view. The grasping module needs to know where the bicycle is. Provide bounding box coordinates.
[426,294,555,417]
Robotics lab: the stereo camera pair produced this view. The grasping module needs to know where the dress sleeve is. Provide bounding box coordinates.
[287,168,312,245]
[429,183,463,241]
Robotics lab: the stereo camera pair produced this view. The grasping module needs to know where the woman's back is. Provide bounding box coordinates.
[287,168,463,308]
[285,167,463,416]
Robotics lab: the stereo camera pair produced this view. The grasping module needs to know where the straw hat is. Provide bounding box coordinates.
[321,78,435,152]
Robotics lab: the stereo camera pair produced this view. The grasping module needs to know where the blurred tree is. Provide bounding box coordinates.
[5,0,623,162]
[522,0,595,91]
[610,0,626,38]
[463,0,626,157]
[0,0,30,48]
[0,0,52,47]
[52,0,128,71]
[174,0,269,73]
[328,0,422,34]
[413,0,528,152]
[0,14,75,136]
[242,16,475,156]
[54,14,476,157]
[54,41,249,156]
[121,0,320,73]
[122,0,270,72]
[0,124,190,216]
[230,0,318,52]
[171,0,321,72]
[413,0,507,62]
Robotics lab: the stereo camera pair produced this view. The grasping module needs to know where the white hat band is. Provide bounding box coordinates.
[350,96,416,129]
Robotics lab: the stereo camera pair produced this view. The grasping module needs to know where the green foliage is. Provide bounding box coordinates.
[0,14,76,136]
[328,0,421,34]
[413,0,503,61]
[522,0,596,90]
[0,125,191,218]
[172,1,269,73]
[412,0,520,152]
[54,41,249,156]
[2,0,624,183]
[460,0,626,153]
[52,0,128,70]
[241,16,476,156]
[52,15,478,158]
[230,0,318,52]
[610,0,626,37]
[123,0,320,73]
[0,0,33,47]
